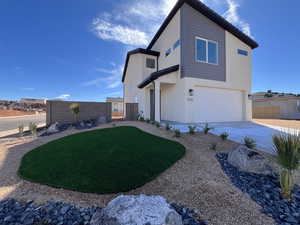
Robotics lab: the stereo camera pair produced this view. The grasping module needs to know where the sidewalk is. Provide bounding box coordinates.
[0,123,46,138]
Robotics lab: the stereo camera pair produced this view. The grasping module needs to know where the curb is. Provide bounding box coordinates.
[0,123,46,138]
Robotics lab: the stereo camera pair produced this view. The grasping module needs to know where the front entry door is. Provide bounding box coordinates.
[150,89,155,121]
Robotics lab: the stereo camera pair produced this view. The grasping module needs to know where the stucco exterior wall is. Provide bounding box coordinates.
[151,10,181,70]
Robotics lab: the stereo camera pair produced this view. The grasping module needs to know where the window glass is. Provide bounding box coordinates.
[146,58,155,69]
[165,48,171,57]
[237,49,248,56]
[196,39,206,62]
[173,40,181,50]
[208,41,217,64]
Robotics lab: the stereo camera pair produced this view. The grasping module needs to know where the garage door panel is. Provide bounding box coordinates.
[194,87,244,122]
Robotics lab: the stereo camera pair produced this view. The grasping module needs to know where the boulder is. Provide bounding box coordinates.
[227,145,273,175]
[46,122,60,134]
[90,195,183,225]
[97,116,107,124]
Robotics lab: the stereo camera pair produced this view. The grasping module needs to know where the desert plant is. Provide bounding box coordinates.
[273,133,300,200]
[244,136,256,149]
[203,123,213,134]
[69,103,80,122]
[18,124,24,137]
[174,129,181,138]
[29,122,37,136]
[150,121,155,125]
[165,123,172,131]
[210,143,217,150]
[155,121,161,128]
[146,119,150,123]
[220,132,229,141]
[188,125,197,135]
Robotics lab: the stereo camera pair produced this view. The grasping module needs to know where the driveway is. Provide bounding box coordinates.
[161,121,300,154]
[0,113,46,132]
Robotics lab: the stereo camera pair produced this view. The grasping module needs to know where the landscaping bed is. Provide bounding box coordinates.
[19,126,185,194]
[216,152,300,225]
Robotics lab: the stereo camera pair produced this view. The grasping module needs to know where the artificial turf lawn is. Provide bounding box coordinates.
[19,126,185,194]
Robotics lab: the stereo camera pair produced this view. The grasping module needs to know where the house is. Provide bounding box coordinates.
[20,98,47,105]
[106,97,124,118]
[122,0,258,123]
[252,92,300,119]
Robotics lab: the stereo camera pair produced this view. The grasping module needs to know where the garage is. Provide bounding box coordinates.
[192,87,244,122]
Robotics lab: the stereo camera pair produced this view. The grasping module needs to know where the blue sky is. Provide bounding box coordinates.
[0,0,299,101]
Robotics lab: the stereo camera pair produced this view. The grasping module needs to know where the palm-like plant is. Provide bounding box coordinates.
[273,132,300,200]
[69,103,80,122]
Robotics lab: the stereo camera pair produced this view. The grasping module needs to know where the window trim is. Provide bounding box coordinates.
[195,36,219,65]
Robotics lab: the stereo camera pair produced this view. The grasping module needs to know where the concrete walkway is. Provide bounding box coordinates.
[161,121,300,154]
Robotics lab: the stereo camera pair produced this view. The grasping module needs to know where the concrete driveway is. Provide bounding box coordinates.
[162,121,299,154]
[0,113,46,132]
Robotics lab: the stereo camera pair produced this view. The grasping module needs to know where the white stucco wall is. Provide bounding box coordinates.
[151,10,181,70]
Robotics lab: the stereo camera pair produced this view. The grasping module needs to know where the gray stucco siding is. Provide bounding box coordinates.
[180,3,226,81]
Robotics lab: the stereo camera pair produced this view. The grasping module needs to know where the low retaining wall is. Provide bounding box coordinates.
[46,101,111,125]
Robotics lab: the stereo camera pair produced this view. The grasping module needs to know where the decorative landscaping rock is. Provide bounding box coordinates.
[228,145,273,175]
[90,195,183,225]
[46,122,60,134]
[97,116,107,124]
[216,153,300,225]
[0,198,98,225]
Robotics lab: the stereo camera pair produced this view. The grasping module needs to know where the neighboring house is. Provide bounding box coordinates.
[106,97,124,118]
[122,0,259,123]
[20,98,47,104]
[252,92,300,119]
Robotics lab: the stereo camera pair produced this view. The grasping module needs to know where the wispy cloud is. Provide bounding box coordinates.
[223,0,251,36]
[83,65,124,89]
[56,94,71,100]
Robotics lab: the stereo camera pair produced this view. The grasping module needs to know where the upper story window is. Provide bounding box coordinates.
[146,58,156,69]
[165,48,171,57]
[195,37,218,65]
[237,49,248,56]
[173,40,181,50]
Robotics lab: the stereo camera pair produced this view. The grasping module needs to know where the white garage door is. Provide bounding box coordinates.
[194,87,244,122]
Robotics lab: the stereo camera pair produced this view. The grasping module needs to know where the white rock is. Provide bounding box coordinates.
[228,145,273,175]
[90,195,183,225]
[46,122,59,134]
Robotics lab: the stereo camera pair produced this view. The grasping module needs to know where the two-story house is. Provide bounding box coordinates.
[122,0,258,123]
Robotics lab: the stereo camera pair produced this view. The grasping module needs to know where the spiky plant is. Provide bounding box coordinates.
[29,122,37,137]
[69,103,80,122]
[155,121,161,128]
[220,132,229,141]
[18,124,24,137]
[244,136,256,149]
[273,133,300,200]
[174,129,181,138]
[203,123,213,134]
[165,123,172,131]
[188,125,197,135]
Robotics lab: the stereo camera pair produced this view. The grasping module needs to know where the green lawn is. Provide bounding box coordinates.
[19,126,185,194]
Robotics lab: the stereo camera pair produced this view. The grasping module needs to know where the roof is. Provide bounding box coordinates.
[138,65,179,89]
[147,0,258,50]
[121,48,160,82]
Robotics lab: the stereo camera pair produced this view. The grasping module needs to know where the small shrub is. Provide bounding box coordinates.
[69,103,80,122]
[244,136,256,149]
[203,123,213,134]
[188,125,197,135]
[150,121,155,125]
[139,116,145,122]
[29,122,38,136]
[210,143,217,150]
[174,129,181,138]
[165,123,172,131]
[112,123,116,127]
[155,121,161,128]
[18,124,24,137]
[146,119,150,123]
[273,133,300,200]
[220,132,229,141]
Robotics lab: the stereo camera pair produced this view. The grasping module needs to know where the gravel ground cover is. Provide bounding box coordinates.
[216,152,300,225]
[0,121,276,224]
